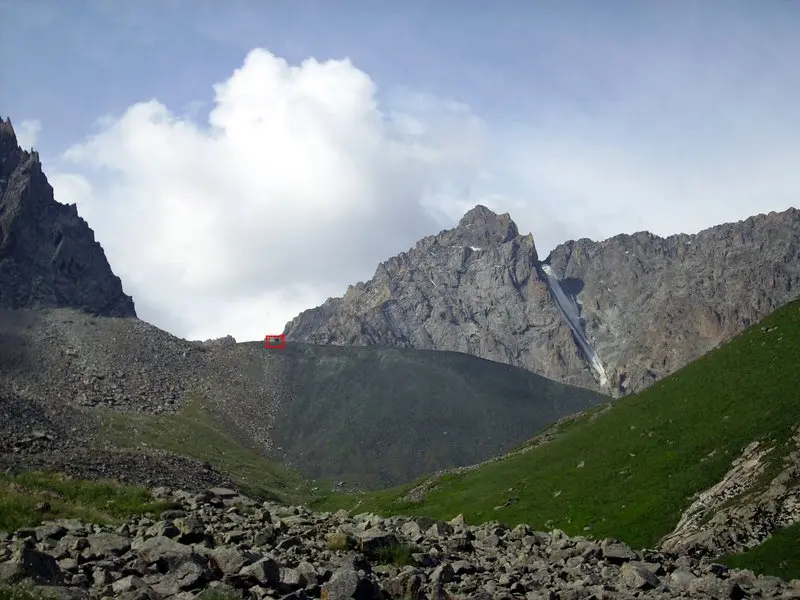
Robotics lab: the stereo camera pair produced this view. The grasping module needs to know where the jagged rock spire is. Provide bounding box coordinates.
[455,204,520,245]
[0,116,19,162]
[0,113,137,317]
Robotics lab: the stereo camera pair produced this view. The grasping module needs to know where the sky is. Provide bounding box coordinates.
[1,0,799,342]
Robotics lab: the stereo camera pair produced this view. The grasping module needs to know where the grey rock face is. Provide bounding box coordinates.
[286,205,594,390]
[285,204,800,394]
[546,208,800,394]
[0,117,135,318]
[661,426,800,558]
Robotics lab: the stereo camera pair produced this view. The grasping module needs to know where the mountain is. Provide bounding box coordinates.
[0,307,607,491]
[1,111,797,587]
[0,113,606,493]
[313,297,800,579]
[285,204,800,394]
[0,117,135,317]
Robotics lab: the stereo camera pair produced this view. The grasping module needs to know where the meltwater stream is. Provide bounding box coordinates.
[541,264,609,388]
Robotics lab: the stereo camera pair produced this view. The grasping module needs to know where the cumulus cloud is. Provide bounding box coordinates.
[49,47,799,342]
[15,119,42,150]
[51,49,488,341]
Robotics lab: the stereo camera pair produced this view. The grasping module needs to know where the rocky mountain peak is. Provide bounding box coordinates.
[453,204,520,246]
[0,116,18,157]
[286,205,800,395]
[0,114,136,317]
[0,118,34,184]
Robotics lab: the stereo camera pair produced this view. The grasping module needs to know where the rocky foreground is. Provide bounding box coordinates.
[1,488,797,600]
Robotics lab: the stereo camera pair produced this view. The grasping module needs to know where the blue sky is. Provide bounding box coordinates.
[1,1,799,341]
[7,2,799,154]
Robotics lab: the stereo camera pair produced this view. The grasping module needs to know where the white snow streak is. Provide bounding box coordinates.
[541,263,609,387]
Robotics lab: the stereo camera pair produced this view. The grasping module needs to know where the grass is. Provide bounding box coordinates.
[95,398,310,504]
[0,471,175,531]
[0,586,44,600]
[0,584,110,600]
[721,522,800,581]
[375,542,418,566]
[312,299,800,555]
[326,532,355,551]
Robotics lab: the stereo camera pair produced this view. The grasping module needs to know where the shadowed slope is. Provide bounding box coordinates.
[0,307,607,490]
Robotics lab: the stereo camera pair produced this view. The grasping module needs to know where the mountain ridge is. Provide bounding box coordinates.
[285,203,800,395]
[1,306,608,491]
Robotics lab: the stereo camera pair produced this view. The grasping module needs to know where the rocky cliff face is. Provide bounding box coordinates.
[0,116,135,317]
[286,206,595,390]
[546,208,800,393]
[285,205,800,394]
[660,427,800,559]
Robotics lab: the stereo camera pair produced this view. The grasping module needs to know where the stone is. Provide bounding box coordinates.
[0,547,62,585]
[208,487,238,499]
[667,566,697,590]
[619,562,659,590]
[430,562,455,585]
[135,535,194,572]
[175,516,207,544]
[34,524,67,541]
[355,529,400,557]
[600,539,638,564]
[151,558,208,596]
[327,532,357,551]
[209,546,255,575]
[0,485,796,600]
[111,574,148,594]
[321,567,380,600]
[240,557,281,586]
[145,520,180,538]
[87,532,131,557]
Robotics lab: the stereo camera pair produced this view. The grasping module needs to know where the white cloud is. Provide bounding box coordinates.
[52,49,487,341]
[49,47,799,342]
[15,119,42,150]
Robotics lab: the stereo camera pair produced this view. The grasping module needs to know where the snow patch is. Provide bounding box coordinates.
[469,246,483,252]
[541,263,609,387]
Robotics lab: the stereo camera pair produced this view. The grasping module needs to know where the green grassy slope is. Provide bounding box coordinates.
[721,521,800,581]
[0,471,175,531]
[313,299,800,555]
[96,399,310,504]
